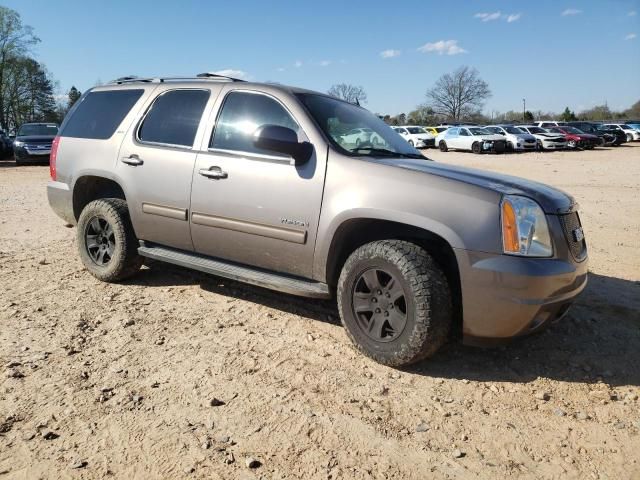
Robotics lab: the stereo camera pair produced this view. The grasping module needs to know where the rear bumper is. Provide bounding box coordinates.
[47,181,75,225]
[454,248,588,344]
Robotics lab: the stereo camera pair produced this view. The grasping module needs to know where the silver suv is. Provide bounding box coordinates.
[47,74,588,366]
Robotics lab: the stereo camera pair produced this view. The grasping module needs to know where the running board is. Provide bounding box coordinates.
[137,243,331,299]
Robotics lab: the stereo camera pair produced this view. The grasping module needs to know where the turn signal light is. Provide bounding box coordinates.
[502,199,519,253]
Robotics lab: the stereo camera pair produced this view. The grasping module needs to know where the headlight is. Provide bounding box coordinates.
[501,195,553,257]
[13,140,24,147]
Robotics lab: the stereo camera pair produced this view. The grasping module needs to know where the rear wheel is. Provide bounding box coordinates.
[439,141,448,152]
[472,142,482,154]
[77,198,143,282]
[337,240,452,367]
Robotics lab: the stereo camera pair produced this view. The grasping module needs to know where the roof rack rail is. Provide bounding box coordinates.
[108,73,247,85]
[196,72,246,82]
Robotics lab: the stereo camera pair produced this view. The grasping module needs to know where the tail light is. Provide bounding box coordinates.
[50,136,61,180]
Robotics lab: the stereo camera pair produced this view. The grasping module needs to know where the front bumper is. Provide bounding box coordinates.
[47,181,75,225]
[540,140,567,150]
[14,146,51,162]
[455,248,588,345]
[416,138,435,148]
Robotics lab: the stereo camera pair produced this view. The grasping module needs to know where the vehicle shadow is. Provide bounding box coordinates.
[129,263,640,386]
[408,272,640,387]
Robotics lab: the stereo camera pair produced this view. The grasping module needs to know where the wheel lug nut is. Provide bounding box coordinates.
[372,298,377,303]
[377,290,382,295]
[389,304,394,309]
[375,308,381,313]
[384,312,389,317]
[386,293,390,298]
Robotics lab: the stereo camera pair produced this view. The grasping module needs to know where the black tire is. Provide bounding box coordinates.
[472,142,482,154]
[77,198,143,282]
[14,156,22,166]
[439,141,448,152]
[506,142,514,152]
[337,240,452,367]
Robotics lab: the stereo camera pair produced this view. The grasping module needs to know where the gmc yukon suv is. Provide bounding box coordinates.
[47,74,588,366]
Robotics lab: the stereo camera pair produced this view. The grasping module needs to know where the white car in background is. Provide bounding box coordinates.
[485,125,538,151]
[392,126,435,148]
[517,125,567,150]
[602,123,640,142]
[339,127,384,147]
[435,126,507,153]
[535,121,567,129]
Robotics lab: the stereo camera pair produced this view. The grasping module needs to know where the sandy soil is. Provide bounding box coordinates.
[1,145,639,479]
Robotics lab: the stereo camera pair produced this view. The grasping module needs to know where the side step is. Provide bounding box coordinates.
[138,243,331,299]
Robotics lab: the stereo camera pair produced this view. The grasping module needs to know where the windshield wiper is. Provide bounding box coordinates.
[351,147,425,159]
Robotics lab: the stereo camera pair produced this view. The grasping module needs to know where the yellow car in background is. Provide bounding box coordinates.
[425,126,448,136]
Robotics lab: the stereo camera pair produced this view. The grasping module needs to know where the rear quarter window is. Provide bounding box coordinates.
[60,89,144,139]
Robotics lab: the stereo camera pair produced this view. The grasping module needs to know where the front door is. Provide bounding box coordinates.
[117,87,216,251]
[189,88,326,278]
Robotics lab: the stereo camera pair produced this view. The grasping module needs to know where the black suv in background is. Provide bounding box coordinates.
[567,122,625,146]
[13,122,59,165]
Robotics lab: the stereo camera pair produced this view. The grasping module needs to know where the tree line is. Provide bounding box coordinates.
[0,6,80,133]
[328,65,639,125]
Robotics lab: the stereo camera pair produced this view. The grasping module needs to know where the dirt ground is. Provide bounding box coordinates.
[1,144,639,480]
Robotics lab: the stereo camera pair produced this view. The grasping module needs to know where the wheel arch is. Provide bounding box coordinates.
[72,174,128,221]
[322,217,463,338]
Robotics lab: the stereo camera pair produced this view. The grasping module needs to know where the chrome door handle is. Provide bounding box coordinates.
[121,154,144,166]
[199,166,228,179]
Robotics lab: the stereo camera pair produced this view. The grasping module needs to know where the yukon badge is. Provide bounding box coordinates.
[281,218,307,228]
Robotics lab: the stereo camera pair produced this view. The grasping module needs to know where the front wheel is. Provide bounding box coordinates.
[472,142,482,154]
[337,240,452,367]
[77,198,143,282]
[439,141,448,152]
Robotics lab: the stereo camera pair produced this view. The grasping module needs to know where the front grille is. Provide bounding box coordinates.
[559,212,587,262]
[525,139,535,143]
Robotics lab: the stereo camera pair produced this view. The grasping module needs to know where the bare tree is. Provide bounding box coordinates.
[327,83,367,105]
[425,66,491,121]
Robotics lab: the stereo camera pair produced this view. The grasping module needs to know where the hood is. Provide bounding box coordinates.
[378,158,575,214]
[15,135,56,142]
[472,134,505,141]
[415,133,434,139]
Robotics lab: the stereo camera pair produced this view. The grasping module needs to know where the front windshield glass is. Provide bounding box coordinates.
[296,93,422,157]
[17,124,58,136]
[505,126,525,134]
[486,127,502,134]
[406,127,423,134]
[469,127,492,136]
[562,126,582,134]
[527,126,545,134]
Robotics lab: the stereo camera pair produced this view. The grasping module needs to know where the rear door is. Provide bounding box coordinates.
[117,87,217,251]
[189,87,327,278]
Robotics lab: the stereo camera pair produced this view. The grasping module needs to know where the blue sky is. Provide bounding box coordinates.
[4,0,639,115]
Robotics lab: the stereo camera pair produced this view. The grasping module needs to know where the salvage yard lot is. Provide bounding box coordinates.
[1,145,639,479]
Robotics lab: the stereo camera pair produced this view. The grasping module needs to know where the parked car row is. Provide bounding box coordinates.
[385,121,638,154]
[2,122,59,164]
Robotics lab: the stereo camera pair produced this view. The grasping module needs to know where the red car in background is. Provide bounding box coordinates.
[547,126,601,149]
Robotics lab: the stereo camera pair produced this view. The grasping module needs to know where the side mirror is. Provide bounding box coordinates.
[253,125,312,166]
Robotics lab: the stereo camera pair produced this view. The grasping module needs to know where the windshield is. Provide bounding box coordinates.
[526,126,545,134]
[468,127,492,136]
[297,93,422,157]
[505,126,525,134]
[562,126,582,134]
[17,124,58,136]
[406,127,424,134]
[486,127,502,134]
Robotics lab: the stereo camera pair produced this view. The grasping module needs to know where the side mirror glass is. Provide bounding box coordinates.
[253,125,312,166]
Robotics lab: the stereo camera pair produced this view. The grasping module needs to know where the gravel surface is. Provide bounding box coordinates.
[1,145,639,479]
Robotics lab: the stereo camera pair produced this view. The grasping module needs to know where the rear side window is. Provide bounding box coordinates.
[60,89,144,139]
[138,89,210,147]
[210,91,300,154]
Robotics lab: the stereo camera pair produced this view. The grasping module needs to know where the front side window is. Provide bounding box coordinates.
[139,89,210,147]
[210,91,300,155]
[459,129,471,136]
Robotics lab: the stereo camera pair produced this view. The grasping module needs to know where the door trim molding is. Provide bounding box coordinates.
[142,202,188,221]
[191,212,307,244]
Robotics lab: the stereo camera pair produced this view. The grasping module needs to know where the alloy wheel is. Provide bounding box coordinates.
[85,216,115,266]
[351,268,408,343]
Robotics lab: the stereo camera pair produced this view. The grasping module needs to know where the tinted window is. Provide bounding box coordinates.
[211,91,300,154]
[18,124,58,136]
[139,89,210,147]
[61,90,143,139]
